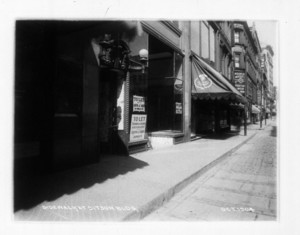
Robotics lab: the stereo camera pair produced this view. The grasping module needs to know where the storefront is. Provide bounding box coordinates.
[15,20,188,172]
[191,54,247,136]
[251,105,260,123]
[127,21,185,150]
[14,20,149,171]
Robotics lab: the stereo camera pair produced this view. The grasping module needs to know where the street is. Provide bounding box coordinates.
[144,121,277,221]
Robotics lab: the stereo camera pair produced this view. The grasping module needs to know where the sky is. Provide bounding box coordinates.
[248,20,278,86]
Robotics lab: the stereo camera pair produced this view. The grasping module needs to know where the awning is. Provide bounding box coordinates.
[191,54,247,104]
[230,103,245,110]
[252,105,260,114]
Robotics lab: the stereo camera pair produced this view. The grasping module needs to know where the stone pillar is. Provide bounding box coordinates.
[182,21,192,142]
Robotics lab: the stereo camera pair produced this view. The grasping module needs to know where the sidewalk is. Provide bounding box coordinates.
[14,121,273,221]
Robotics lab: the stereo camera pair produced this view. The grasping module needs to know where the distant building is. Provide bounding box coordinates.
[232,21,261,123]
[261,44,275,117]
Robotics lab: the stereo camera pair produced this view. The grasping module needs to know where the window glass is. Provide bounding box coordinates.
[234,31,240,43]
[191,21,200,54]
[127,32,149,140]
[200,22,209,59]
[209,26,215,62]
[147,35,183,132]
[235,55,240,68]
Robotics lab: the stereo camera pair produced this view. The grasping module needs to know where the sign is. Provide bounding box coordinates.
[129,114,147,142]
[257,89,262,105]
[175,102,182,114]
[194,74,213,90]
[133,95,145,112]
[234,72,245,95]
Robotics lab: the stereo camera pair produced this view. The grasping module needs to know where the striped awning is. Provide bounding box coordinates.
[191,54,247,104]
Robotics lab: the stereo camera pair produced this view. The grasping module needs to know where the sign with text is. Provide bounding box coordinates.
[175,102,182,114]
[133,95,145,112]
[234,72,245,95]
[130,114,147,142]
[257,89,262,105]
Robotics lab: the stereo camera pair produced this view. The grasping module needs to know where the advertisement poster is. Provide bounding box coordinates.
[133,95,145,112]
[129,114,147,142]
[175,102,182,114]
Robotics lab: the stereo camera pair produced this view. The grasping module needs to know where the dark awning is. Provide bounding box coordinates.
[191,54,247,104]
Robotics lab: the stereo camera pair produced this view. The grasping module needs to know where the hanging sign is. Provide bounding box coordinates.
[234,72,245,94]
[133,95,145,112]
[175,102,182,114]
[130,114,147,142]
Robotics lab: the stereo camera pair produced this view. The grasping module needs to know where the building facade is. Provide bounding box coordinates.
[261,45,275,117]
[15,20,191,171]
[232,21,261,123]
[15,20,269,174]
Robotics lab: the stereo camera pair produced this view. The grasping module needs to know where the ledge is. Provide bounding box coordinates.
[148,131,184,138]
[128,139,148,146]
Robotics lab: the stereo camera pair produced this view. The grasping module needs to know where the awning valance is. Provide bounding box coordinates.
[230,103,245,110]
[251,105,260,114]
[191,54,247,104]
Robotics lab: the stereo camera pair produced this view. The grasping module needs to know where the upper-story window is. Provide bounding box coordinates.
[191,21,200,55]
[209,25,215,62]
[234,54,240,68]
[200,22,209,60]
[234,31,240,43]
[191,21,215,63]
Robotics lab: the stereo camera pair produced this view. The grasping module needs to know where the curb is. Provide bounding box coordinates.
[123,129,259,221]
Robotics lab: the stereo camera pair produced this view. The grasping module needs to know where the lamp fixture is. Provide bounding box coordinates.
[139,49,149,62]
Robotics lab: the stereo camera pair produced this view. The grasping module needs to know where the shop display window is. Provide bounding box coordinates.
[147,35,183,133]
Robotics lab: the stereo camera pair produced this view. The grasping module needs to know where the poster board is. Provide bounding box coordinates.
[129,114,147,142]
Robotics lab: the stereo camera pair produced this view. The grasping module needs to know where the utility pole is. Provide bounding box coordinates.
[260,81,263,129]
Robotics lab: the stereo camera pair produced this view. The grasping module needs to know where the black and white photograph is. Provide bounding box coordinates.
[1,0,299,234]
[13,19,278,222]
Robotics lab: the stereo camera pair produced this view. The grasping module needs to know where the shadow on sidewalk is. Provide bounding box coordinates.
[14,156,148,212]
[202,130,242,140]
